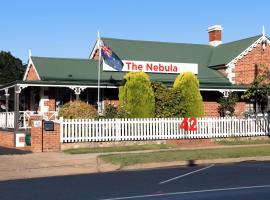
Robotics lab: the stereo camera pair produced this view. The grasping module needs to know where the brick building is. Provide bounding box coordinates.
[0,25,269,129]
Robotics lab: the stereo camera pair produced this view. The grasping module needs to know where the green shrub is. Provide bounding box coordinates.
[218,92,239,117]
[59,100,97,119]
[117,105,129,118]
[152,82,186,117]
[119,72,155,118]
[173,72,204,117]
[103,104,118,118]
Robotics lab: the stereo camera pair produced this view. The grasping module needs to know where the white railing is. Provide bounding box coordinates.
[0,112,14,128]
[60,117,270,143]
[0,111,58,129]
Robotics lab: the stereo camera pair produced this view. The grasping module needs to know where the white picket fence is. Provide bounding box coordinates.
[60,117,270,143]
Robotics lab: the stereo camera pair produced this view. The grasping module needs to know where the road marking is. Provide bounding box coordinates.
[159,164,215,184]
[99,184,270,200]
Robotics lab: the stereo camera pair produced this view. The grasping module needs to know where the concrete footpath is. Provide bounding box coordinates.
[1,145,270,181]
[0,152,117,181]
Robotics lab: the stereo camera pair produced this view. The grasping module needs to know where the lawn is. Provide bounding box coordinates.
[215,138,270,145]
[100,146,270,166]
[64,143,175,154]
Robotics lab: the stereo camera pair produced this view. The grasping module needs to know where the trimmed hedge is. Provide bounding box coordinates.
[119,72,155,118]
[59,100,97,119]
[173,72,204,117]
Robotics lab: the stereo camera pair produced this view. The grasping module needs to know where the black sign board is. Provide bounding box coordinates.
[44,121,54,131]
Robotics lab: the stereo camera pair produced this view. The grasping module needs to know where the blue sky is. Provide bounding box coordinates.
[1,0,270,63]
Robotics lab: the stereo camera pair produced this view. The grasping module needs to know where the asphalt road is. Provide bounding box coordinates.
[1,161,270,200]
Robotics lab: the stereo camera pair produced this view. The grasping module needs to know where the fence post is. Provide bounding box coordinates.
[59,117,63,143]
[116,118,120,141]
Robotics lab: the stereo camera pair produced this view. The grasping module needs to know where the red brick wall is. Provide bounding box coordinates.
[233,42,270,84]
[203,101,220,117]
[44,88,56,112]
[235,102,247,116]
[104,99,120,107]
[30,116,43,152]
[42,123,60,152]
[44,99,56,111]
[0,130,14,147]
[203,101,247,117]
[93,49,99,60]
[168,138,213,147]
[26,64,39,80]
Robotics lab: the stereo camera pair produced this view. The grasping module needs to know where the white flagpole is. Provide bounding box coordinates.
[97,30,101,114]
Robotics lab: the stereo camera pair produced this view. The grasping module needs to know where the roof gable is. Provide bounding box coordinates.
[23,57,41,81]
[208,35,262,67]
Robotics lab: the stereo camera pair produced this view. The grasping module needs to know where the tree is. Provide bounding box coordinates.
[152,82,186,117]
[173,72,204,117]
[0,51,26,84]
[242,75,269,114]
[241,64,270,114]
[119,72,155,118]
[218,92,239,117]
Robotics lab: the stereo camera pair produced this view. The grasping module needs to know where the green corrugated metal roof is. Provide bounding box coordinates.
[31,56,231,87]
[29,34,263,88]
[208,35,261,67]
[101,38,230,85]
[31,57,97,81]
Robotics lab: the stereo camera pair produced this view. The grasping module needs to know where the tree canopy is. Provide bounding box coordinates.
[218,92,239,117]
[119,72,155,118]
[173,72,204,117]
[242,75,269,113]
[152,82,186,117]
[0,51,26,84]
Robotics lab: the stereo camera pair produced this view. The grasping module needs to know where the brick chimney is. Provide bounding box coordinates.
[208,25,223,47]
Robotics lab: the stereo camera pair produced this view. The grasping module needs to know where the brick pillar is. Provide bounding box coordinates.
[42,123,60,152]
[30,115,61,152]
[30,115,43,152]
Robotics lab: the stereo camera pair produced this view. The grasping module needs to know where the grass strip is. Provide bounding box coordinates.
[64,143,174,154]
[216,139,270,146]
[100,146,270,166]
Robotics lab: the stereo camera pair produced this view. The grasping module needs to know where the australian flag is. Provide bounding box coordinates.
[100,40,124,71]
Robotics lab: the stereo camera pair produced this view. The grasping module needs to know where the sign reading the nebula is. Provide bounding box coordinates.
[103,60,198,74]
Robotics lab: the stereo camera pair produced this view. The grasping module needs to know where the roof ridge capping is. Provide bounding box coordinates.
[31,56,94,61]
[218,34,262,47]
[101,37,212,47]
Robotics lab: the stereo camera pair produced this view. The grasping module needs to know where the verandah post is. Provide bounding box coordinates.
[4,89,9,128]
